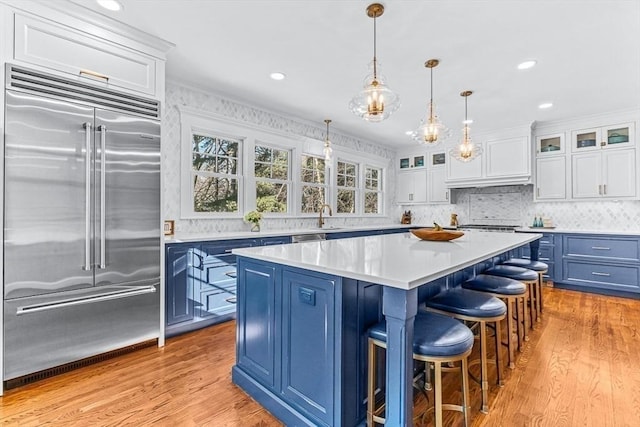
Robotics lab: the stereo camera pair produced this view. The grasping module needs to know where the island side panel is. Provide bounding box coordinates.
[235,258,280,390]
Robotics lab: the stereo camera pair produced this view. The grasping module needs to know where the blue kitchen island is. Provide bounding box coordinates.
[232,231,541,426]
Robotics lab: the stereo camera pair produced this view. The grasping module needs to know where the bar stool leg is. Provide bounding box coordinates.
[537,271,545,318]
[479,321,489,413]
[505,298,516,369]
[461,356,471,427]
[516,295,527,353]
[367,339,376,427]
[528,282,536,329]
[494,319,503,387]
[434,361,443,427]
[523,287,531,341]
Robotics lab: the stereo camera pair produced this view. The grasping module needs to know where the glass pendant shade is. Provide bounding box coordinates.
[412,59,450,145]
[349,3,400,122]
[450,90,482,162]
[349,62,400,122]
[411,101,451,146]
[450,123,482,162]
[323,119,333,163]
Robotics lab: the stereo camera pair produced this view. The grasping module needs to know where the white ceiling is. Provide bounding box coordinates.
[76,0,640,148]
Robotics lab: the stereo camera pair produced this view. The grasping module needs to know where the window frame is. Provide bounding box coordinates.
[180,111,245,219]
[334,158,359,215]
[253,140,293,215]
[179,107,388,219]
[363,164,384,215]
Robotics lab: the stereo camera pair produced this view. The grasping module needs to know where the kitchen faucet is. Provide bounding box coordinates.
[318,204,332,228]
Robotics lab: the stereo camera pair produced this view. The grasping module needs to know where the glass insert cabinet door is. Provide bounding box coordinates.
[536,133,565,155]
[571,123,634,152]
[399,154,425,169]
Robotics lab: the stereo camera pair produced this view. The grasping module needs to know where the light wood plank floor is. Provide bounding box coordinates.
[0,287,638,426]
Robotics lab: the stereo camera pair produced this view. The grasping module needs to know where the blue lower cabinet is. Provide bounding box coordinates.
[281,269,339,426]
[555,233,640,298]
[562,260,640,293]
[234,259,381,426]
[165,245,196,326]
[165,239,257,336]
[236,258,279,390]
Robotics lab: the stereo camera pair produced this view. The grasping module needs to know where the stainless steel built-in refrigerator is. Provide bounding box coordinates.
[3,65,161,381]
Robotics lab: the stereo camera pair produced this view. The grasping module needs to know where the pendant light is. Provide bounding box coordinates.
[450,91,482,162]
[411,59,450,146]
[348,3,400,122]
[323,119,333,162]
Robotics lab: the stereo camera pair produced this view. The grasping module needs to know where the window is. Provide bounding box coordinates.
[300,155,327,213]
[191,133,241,213]
[364,166,382,214]
[254,144,290,213]
[336,160,358,214]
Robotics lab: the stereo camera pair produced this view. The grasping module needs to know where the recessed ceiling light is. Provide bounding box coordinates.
[517,60,537,70]
[269,72,286,81]
[538,102,553,109]
[96,0,123,11]
[462,119,473,124]
[405,130,413,135]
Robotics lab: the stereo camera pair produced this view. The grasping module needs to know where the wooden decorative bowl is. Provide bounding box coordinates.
[410,228,465,241]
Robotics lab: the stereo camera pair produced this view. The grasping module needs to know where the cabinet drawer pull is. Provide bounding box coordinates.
[79,69,109,82]
[591,272,611,277]
[225,249,233,253]
[591,246,610,250]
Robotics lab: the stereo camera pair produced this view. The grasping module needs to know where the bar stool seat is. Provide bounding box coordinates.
[501,258,549,317]
[484,265,539,329]
[462,274,527,368]
[424,288,507,414]
[501,259,548,272]
[367,312,474,427]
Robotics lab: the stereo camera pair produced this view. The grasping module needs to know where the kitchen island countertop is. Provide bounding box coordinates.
[233,230,541,290]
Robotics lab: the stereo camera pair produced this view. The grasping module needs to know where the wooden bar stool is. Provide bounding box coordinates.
[367,312,474,427]
[501,258,549,320]
[461,274,527,368]
[484,265,538,335]
[423,288,507,414]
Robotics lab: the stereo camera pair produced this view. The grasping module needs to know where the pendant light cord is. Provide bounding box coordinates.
[372,14,377,79]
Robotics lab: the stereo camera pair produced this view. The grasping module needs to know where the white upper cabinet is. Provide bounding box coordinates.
[396,169,427,203]
[536,133,565,156]
[445,126,532,188]
[485,136,531,180]
[4,2,173,100]
[572,149,636,199]
[428,167,449,203]
[395,151,448,204]
[427,152,450,203]
[571,122,635,152]
[535,156,567,200]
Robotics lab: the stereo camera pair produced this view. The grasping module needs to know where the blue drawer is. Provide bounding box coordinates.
[564,236,640,262]
[563,260,640,292]
[539,233,555,245]
[521,245,553,262]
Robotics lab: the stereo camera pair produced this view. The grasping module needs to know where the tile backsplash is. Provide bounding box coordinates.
[400,185,640,231]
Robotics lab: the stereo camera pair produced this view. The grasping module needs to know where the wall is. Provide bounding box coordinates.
[162,81,396,235]
[399,185,640,231]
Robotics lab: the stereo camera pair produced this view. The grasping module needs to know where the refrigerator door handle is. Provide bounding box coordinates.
[15,285,157,315]
[98,124,107,269]
[83,122,92,271]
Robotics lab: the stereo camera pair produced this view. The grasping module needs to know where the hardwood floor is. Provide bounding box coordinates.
[0,287,638,426]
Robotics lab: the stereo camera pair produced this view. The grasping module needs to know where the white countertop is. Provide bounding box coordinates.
[233,230,541,290]
[164,224,420,244]
[516,227,640,236]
